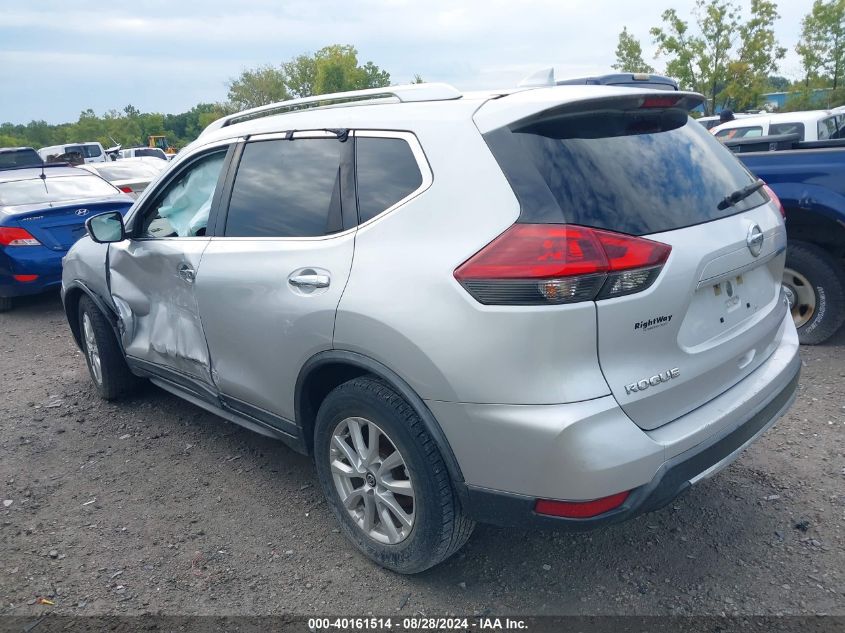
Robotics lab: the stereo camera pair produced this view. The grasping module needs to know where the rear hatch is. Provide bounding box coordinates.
[0,173,132,251]
[477,90,788,429]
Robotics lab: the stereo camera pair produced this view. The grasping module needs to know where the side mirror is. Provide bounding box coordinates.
[86,211,126,244]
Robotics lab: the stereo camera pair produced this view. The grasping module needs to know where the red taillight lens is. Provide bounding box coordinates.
[118,186,133,194]
[535,491,630,519]
[762,184,785,219]
[640,96,681,109]
[13,274,38,282]
[0,227,41,247]
[454,224,671,305]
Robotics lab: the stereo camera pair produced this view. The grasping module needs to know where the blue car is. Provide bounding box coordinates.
[0,164,133,311]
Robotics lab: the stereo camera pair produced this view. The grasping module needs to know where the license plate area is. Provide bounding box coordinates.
[679,265,776,348]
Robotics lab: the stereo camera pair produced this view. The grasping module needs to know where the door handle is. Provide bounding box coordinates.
[289,274,330,289]
[178,263,196,284]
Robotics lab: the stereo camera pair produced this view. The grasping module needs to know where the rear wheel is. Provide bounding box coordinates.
[78,296,140,399]
[783,241,845,345]
[0,297,11,313]
[314,376,474,574]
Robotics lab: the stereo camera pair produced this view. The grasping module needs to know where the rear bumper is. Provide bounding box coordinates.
[428,312,800,528]
[462,366,798,529]
[0,246,64,298]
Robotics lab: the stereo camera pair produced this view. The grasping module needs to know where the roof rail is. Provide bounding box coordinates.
[201,82,463,136]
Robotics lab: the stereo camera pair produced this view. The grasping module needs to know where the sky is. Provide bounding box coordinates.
[0,0,812,125]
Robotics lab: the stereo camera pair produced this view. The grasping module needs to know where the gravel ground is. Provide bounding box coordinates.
[1,291,843,617]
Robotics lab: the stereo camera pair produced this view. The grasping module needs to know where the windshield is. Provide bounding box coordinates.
[484,112,766,236]
[0,174,119,206]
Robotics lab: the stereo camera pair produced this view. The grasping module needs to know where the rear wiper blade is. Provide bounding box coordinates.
[717,179,765,211]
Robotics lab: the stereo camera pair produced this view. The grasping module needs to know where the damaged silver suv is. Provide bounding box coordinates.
[63,80,800,573]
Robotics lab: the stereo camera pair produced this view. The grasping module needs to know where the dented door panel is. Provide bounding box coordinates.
[108,238,212,382]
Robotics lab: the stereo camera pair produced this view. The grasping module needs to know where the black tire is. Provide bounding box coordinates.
[314,376,474,574]
[0,296,12,313]
[784,241,845,345]
[77,296,140,399]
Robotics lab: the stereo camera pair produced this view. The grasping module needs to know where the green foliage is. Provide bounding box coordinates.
[226,44,392,107]
[612,27,655,73]
[227,65,290,110]
[796,0,845,89]
[650,0,787,112]
[0,102,231,152]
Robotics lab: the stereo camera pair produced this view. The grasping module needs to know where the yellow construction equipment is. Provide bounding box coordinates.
[148,135,178,156]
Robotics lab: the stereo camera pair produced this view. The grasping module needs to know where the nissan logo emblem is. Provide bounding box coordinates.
[746,223,764,257]
[75,208,89,216]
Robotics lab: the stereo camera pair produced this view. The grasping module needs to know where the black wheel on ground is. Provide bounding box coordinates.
[783,241,845,345]
[313,376,475,574]
[77,295,140,399]
[0,296,12,313]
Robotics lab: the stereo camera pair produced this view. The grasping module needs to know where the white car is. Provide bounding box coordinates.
[38,142,109,164]
[696,112,759,130]
[78,158,167,198]
[117,147,169,161]
[711,110,845,141]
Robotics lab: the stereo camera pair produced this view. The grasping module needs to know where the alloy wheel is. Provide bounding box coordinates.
[329,417,415,544]
[82,312,103,384]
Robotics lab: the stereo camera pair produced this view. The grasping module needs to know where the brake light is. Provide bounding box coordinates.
[762,184,785,219]
[535,491,630,518]
[13,274,38,282]
[454,224,671,305]
[0,227,41,247]
[118,186,133,194]
[640,95,681,108]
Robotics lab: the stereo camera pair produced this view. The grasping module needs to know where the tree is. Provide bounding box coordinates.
[796,0,845,89]
[722,0,786,109]
[281,53,317,98]
[226,45,391,107]
[613,27,655,73]
[651,0,788,112]
[227,65,290,110]
[651,8,707,96]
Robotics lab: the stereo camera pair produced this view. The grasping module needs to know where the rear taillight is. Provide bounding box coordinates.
[13,274,38,282]
[763,184,786,220]
[454,224,671,305]
[0,227,41,247]
[118,186,133,194]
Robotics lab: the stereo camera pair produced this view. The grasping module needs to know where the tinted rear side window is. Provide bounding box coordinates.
[484,112,765,236]
[0,149,42,169]
[355,137,423,223]
[225,139,343,238]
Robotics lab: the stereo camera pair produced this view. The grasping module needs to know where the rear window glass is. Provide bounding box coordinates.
[769,122,804,138]
[81,144,102,158]
[714,126,763,139]
[355,137,423,223]
[225,138,343,238]
[0,149,42,169]
[0,174,118,206]
[484,111,765,236]
[133,148,167,159]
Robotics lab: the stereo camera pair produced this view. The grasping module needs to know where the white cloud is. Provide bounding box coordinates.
[0,0,812,123]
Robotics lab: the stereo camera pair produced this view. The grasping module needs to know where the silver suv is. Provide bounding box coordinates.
[62,81,800,573]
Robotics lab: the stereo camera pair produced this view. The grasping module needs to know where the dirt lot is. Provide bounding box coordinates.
[1,291,843,617]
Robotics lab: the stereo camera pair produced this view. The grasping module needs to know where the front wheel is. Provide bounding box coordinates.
[78,296,140,399]
[783,241,845,345]
[314,376,474,574]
